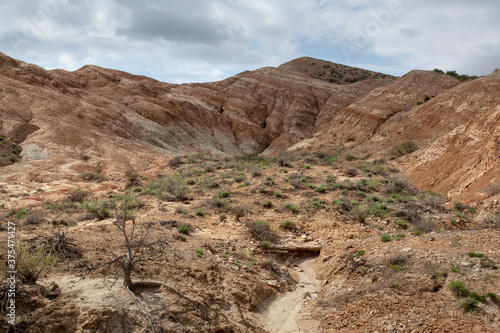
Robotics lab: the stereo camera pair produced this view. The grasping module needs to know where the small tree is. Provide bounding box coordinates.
[103,209,167,290]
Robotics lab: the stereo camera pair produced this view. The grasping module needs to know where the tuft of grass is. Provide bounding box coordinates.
[195,249,204,257]
[262,201,273,209]
[195,209,205,217]
[280,220,297,230]
[459,297,479,312]
[315,184,327,193]
[178,224,190,235]
[380,234,392,242]
[468,252,485,258]
[218,190,230,198]
[449,280,468,297]
[396,219,408,229]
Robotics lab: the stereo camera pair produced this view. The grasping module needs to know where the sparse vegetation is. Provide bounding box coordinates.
[389,139,418,158]
[79,172,107,183]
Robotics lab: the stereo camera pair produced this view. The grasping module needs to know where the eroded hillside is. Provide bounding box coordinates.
[0,54,499,332]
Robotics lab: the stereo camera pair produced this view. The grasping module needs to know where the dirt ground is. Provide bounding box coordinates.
[1,152,499,332]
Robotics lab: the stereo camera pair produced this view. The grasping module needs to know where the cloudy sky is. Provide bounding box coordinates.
[1,0,499,83]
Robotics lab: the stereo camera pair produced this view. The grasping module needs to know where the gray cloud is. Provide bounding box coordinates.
[117,2,233,44]
[0,0,499,83]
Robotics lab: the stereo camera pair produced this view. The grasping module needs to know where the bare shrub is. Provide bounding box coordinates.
[79,172,107,183]
[24,213,47,226]
[66,188,91,202]
[167,156,183,167]
[387,177,418,195]
[389,139,418,158]
[125,169,142,187]
[233,205,247,221]
[420,191,446,209]
[345,168,358,177]
[482,181,500,197]
[40,229,79,258]
[246,221,278,242]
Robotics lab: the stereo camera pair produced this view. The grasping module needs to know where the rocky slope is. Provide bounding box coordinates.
[0,52,389,184]
[0,52,499,332]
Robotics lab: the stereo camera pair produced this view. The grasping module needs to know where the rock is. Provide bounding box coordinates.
[266,280,280,288]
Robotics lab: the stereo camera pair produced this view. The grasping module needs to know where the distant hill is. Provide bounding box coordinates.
[279,56,396,84]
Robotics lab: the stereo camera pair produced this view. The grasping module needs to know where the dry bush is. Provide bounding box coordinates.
[482,181,500,196]
[246,221,279,242]
[387,177,418,195]
[16,241,56,284]
[24,213,47,226]
[420,191,446,209]
[66,188,91,202]
[233,205,247,221]
[40,229,80,258]
[389,139,418,158]
[79,172,107,183]
[345,168,358,177]
[167,156,183,167]
[125,169,142,187]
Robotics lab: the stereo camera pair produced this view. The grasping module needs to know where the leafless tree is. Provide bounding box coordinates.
[102,209,166,290]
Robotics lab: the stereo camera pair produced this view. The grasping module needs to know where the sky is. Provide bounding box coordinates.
[1,0,499,84]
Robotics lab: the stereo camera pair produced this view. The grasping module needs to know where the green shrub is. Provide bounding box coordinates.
[304,164,311,169]
[315,184,327,193]
[380,234,392,242]
[396,219,408,229]
[369,202,389,217]
[218,190,230,198]
[274,190,282,197]
[356,250,366,256]
[262,201,273,208]
[178,224,190,235]
[470,292,487,303]
[459,297,479,312]
[454,201,476,214]
[280,220,297,230]
[487,292,498,301]
[82,200,113,220]
[468,252,485,258]
[395,234,406,240]
[195,209,205,217]
[449,280,468,297]
[260,240,271,249]
[143,176,190,201]
[196,249,204,257]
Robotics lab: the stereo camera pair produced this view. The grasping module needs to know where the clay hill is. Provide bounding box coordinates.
[0,53,499,332]
[1,53,498,204]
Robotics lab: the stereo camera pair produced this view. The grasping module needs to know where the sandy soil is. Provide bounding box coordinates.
[257,257,321,332]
